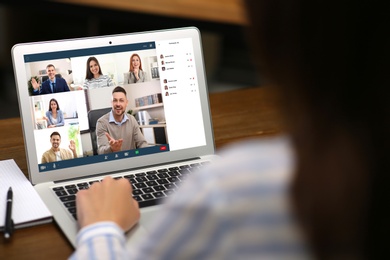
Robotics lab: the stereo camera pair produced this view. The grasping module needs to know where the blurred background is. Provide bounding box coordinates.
[0,0,261,119]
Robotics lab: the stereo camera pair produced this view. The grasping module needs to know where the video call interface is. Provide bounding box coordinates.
[23,38,207,173]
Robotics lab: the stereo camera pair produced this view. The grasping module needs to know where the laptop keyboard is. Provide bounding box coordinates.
[52,161,210,220]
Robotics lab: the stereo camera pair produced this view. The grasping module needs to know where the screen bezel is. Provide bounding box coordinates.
[11,27,215,185]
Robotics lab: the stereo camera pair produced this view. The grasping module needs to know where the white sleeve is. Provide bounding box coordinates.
[69,221,129,260]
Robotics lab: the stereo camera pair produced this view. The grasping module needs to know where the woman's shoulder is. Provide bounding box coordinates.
[84,77,94,83]
[200,135,295,182]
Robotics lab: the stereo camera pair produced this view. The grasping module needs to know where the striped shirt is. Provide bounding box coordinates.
[83,75,114,89]
[69,136,312,260]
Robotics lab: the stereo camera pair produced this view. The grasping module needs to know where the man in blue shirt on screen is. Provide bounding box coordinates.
[31,64,70,95]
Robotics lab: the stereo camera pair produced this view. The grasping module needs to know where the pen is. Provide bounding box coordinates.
[4,187,14,239]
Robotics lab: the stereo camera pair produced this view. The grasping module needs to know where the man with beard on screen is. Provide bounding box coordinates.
[96,86,148,155]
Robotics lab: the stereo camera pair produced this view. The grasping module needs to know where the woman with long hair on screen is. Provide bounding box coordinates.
[44,98,64,128]
[83,56,115,89]
[124,53,147,83]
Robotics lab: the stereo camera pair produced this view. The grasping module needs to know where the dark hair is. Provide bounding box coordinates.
[85,57,103,80]
[50,131,61,138]
[48,98,60,112]
[46,64,55,69]
[112,86,127,96]
[244,0,389,258]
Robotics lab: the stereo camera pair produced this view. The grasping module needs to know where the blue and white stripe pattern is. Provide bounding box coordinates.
[83,75,114,89]
[70,136,312,260]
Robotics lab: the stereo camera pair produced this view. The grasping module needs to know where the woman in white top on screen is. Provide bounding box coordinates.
[44,98,64,128]
[83,56,115,89]
[124,53,146,84]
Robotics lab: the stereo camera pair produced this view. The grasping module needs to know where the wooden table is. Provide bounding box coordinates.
[0,86,282,259]
[53,0,248,25]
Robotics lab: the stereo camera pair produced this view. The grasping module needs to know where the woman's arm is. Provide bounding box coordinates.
[139,70,146,82]
[56,110,65,127]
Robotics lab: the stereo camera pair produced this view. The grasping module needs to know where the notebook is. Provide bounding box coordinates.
[11,27,218,248]
[0,159,52,230]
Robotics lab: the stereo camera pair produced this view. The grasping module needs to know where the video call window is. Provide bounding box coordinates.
[22,38,207,173]
[24,43,168,172]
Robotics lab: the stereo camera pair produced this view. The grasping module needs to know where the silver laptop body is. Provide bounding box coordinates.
[11,27,218,247]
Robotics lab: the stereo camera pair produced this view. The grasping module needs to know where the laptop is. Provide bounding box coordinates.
[11,27,218,247]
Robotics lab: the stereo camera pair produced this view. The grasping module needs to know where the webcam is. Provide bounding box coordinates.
[109,41,112,44]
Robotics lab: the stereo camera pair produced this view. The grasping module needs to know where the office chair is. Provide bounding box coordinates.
[87,107,111,155]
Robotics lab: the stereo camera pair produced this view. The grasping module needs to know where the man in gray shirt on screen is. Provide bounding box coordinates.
[96,86,148,155]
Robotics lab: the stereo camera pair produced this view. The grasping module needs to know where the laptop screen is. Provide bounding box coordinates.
[12,27,215,184]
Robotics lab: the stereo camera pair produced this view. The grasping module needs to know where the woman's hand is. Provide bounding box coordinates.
[133,68,139,80]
